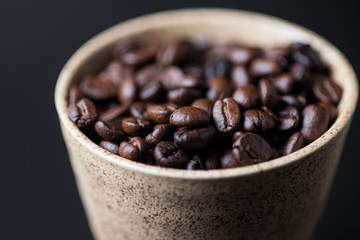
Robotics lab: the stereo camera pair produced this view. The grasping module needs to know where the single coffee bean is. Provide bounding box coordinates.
[277,106,300,132]
[157,41,193,66]
[226,46,257,64]
[174,126,216,151]
[79,76,117,100]
[204,57,231,80]
[290,62,308,82]
[317,101,337,123]
[154,141,189,168]
[145,124,175,146]
[243,109,275,132]
[147,103,178,124]
[130,102,149,120]
[99,60,134,87]
[300,104,330,143]
[313,78,342,104]
[139,80,165,102]
[170,106,210,127]
[100,140,120,155]
[95,121,126,143]
[206,77,232,102]
[259,78,281,108]
[68,98,97,128]
[68,86,82,105]
[273,73,295,94]
[220,149,253,168]
[121,117,151,136]
[135,64,163,88]
[117,75,137,104]
[232,84,259,109]
[167,87,203,106]
[233,133,272,163]
[249,57,281,77]
[99,104,129,122]
[283,132,304,155]
[280,95,307,109]
[191,98,213,116]
[159,66,184,90]
[121,45,158,66]
[119,136,148,161]
[232,131,245,142]
[212,97,241,134]
[231,64,251,87]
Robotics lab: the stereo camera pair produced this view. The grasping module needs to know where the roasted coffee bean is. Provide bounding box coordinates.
[313,78,342,104]
[68,86,82,105]
[191,98,213,116]
[159,66,184,90]
[204,58,231,80]
[290,43,325,71]
[261,106,279,123]
[290,62,308,82]
[100,60,134,87]
[233,133,273,163]
[167,87,203,106]
[283,132,304,155]
[170,107,210,127]
[100,140,120,155]
[145,124,175,146]
[212,98,241,134]
[227,46,257,64]
[117,75,137,104]
[277,106,300,132]
[95,121,126,143]
[206,77,232,102]
[79,76,117,100]
[183,64,203,78]
[231,64,251,87]
[249,57,281,77]
[273,73,295,94]
[121,45,158,66]
[130,102,149,120]
[113,39,137,58]
[121,117,151,136]
[280,95,307,109]
[154,141,189,168]
[135,64,163,88]
[259,78,281,108]
[178,75,203,88]
[220,149,252,168]
[232,131,245,142]
[300,104,330,143]
[186,155,204,170]
[157,41,193,66]
[232,84,259,109]
[147,103,178,124]
[119,137,147,161]
[317,101,337,123]
[174,127,216,151]
[68,98,97,128]
[200,149,218,169]
[264,47,290,69]
[139,80,165,102]
[243,109,275,132]
[99,104,129,122]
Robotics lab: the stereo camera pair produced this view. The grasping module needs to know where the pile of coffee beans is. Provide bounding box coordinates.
[67,38,342,170]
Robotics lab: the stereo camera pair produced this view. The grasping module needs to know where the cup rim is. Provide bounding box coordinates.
[55,8,358,180]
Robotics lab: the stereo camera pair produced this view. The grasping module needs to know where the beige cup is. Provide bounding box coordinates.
[55,9,358,240]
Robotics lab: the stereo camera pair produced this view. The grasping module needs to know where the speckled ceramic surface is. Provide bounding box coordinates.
[55,9,358,240]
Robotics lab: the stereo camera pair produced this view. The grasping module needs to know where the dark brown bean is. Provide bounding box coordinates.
[273,73,295,94]
[95,121,126,143]
[121,45,158,66]
[174,127,216,151]
[154,141,189,168]
[212,98,241,134]
[283,132,304,155]
[200,149,219,170]
[277,106,300,132]
[264,46,290,69]
[68,86,82,105]
[249,57,281,77]
[167,87,203,106]
[100,140,120,155]
[145,124,175,146]
[300,104,330,143]
[99,104,129,122]
[130,102,149,120]
[117,75,137,104]
[232,84,259,109]
[220,149,252,168]
[147,103,178,124]
[226,46,257,64]
[290,62,308,82]
[121,117,151,136]
[231,64,251,87]
[119,137,148,161]
[317,101,337,123]
[99,60,133,87]
[206,77,232,102]
[243,109,275,132]
[135,64,163,88]
[79,76,117,100]
[157,41,193,66]
[139,80,165,102]
[159,66,184,90]
[261,106,279,123]
[204,58,231,80]
[113,39,137,58]
[259,78,281,108]
[232,131,245,142]
[170,107,210,127]
[178,75,203,88]
[280,95,307,109]
[191,98,213,116]
[290,43,325,71]
[68,98,97,128]
[313,78,343,104]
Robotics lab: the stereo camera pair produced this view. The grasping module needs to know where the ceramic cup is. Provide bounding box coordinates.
[55,9,358,240]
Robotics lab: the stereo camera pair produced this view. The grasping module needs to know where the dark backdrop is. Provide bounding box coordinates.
[1,0,359,239]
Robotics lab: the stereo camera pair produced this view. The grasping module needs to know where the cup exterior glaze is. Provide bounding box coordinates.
[55,9,358,240]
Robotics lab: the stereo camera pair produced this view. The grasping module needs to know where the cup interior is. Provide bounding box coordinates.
[55,8,358,179]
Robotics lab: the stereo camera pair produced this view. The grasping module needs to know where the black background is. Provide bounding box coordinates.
[1,0,359,239]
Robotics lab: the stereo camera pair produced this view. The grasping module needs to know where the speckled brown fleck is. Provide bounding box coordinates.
[55,9,358,240]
